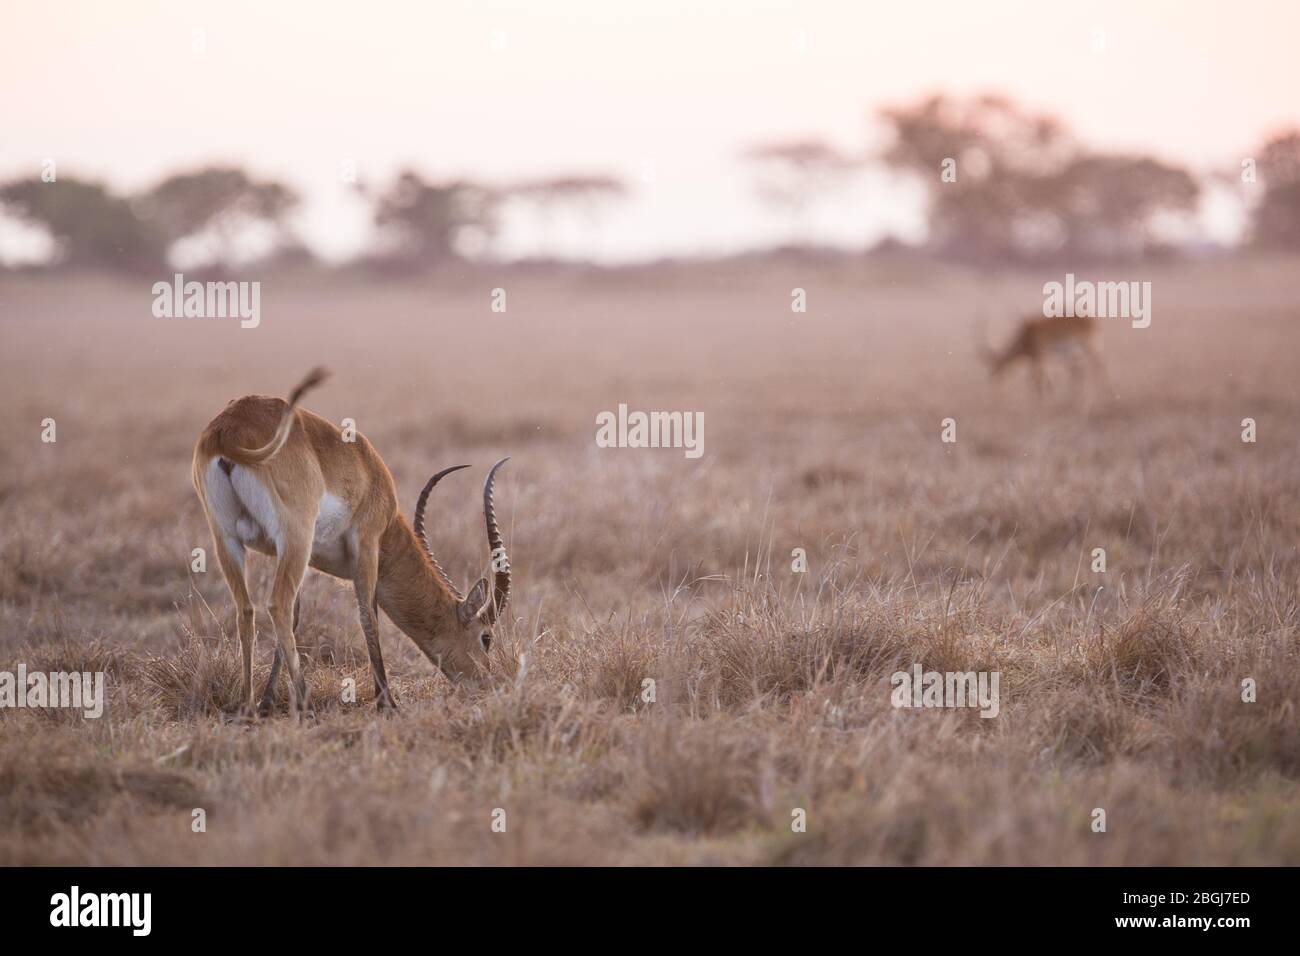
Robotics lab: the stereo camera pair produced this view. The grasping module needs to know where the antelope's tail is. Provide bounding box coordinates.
[226,367,329,466]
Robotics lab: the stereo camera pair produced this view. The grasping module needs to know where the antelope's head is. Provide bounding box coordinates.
[973,314,1018,378]
[410,457,512,683]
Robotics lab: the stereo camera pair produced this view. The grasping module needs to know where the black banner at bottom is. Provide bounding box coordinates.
[0,866,1280,942]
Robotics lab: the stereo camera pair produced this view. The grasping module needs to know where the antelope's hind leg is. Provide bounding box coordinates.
[212,534,257,717]
[255,596,299,716]
[266,532,313,718]
[195,484,258,718]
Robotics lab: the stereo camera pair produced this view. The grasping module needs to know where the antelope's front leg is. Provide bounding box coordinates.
[353,543,396,711]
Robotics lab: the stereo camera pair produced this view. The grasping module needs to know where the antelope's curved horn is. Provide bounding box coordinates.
[476,457,511,624]
[413,464,471,601]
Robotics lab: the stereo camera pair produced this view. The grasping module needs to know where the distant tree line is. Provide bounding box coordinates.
[0,167,628,274]
[745,93,1300,263]
[2,93,1297,273]
[1249,130,1300,249]
[0,167,303,274]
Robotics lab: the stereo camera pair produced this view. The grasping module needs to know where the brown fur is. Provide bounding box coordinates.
[981,314,1110,396]
[191,370,496,717]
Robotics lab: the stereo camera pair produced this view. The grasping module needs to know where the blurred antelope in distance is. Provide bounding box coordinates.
[192,368,512,717]
[976,313,1111,399]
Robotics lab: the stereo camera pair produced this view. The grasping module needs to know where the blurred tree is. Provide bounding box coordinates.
[1053,155,1199,259]
[878,93,1198,262]
[507,174,626,257]
[143,166,299,269]
[879,94,1072,259]
[0,176,165,272]
[742,139,858,245]
[1251,130,1300,249]
[367,170,498,271]
[511,174,625,212]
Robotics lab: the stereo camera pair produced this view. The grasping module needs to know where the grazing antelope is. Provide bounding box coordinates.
[976,313,1110,397]
[192,369,511,717]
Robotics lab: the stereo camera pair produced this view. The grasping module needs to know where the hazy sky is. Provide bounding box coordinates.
[3,0,1297,262]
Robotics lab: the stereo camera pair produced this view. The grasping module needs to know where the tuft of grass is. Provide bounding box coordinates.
[0,747,200,830]
[141,636,248,719]
[140,633,351,719]
[630,719,764,836]
[1072,587,1200,694]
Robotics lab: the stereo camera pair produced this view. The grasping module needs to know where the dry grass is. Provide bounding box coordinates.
[1,255,1298,864]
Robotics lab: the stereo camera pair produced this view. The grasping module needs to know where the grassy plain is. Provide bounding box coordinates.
[1,254,1297,864]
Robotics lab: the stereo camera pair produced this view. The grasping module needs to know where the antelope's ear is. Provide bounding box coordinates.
[458,578,490,625]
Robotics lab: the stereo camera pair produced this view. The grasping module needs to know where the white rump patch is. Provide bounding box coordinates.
[204,458,282,555]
